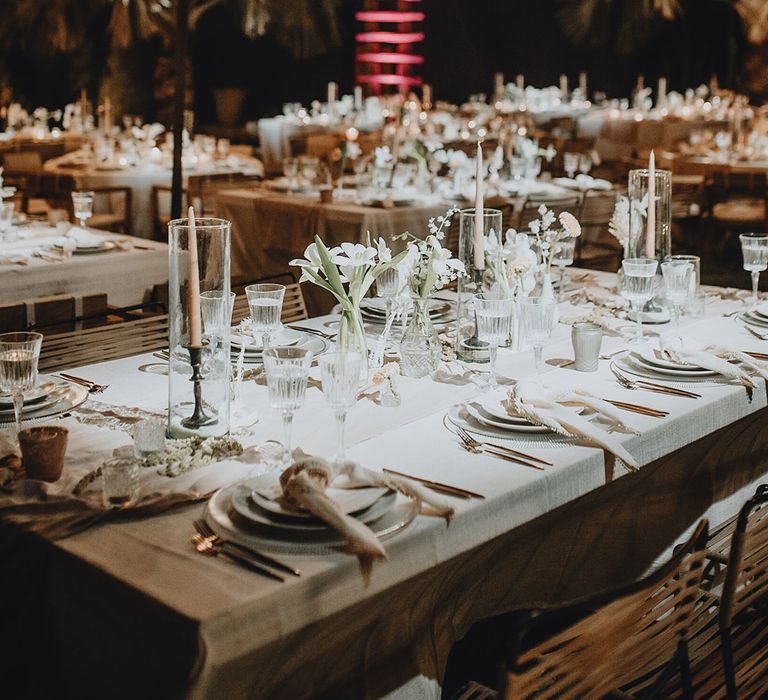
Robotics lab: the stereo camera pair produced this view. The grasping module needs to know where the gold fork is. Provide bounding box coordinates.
[56,372,110,393]
[455,428,546,470]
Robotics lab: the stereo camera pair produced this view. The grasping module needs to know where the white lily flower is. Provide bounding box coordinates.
[331,242,377,268]
[375,237,392,263]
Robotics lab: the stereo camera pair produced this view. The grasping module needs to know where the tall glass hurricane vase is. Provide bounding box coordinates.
[628,168,672,264]
[168,217,231,438]
[456,208,504,363]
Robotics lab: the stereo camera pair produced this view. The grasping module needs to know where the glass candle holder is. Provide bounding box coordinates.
[455,208,504,363]
[168,217,231,438]
[628,168,671,264]
[571,322,603,372]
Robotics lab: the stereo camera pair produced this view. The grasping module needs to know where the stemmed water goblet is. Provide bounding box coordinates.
[739,233,768,309]
[621,258,658,344]
[283,158,298,191]
[320,351,363,463]
[552,239,576,301]
[245,283,285,351]
[263,347,313,466]
[0,332,43,435]
[661,260,694,333]
[71,190,94,230]
[373,266,401,366]
[578,153,592,175]
[519,297,556,379]
[564,152,579,179]
[0,201,15,255]
[200,290,235,353]
[474,294,514,389]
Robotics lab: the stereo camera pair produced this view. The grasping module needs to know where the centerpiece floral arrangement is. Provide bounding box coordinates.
[609,194,648,259]
[290,235,407,376]
[528,204,582,274]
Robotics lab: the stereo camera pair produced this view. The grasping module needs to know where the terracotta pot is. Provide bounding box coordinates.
[19,426,69,482]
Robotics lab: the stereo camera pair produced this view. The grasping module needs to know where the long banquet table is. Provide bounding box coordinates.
[4,270,768,699]
[0,224,167,306]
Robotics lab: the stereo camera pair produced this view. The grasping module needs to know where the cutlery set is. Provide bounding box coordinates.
[55,372,109,393]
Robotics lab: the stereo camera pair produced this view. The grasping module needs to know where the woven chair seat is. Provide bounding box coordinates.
[711,199,766,224]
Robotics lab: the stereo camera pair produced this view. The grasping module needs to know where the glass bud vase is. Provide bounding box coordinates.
[338,305,369,382]
[400,296,441,378]
[168,217,231,438]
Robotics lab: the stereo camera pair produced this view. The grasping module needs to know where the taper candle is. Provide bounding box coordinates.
[422,84,432,110]
[579,71,587,96]
[645,150,656,259]
[559,74,568,96]
[103,97,112,134]
[474,141,485,271]
[493,73,504,103]
[187,206,202,346]
[516,74,524,90]
[80,88,87,120]
[354,86,363,112]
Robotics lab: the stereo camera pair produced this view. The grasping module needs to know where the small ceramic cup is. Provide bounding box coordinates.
[571,322,603,372]
[18,425,69,482]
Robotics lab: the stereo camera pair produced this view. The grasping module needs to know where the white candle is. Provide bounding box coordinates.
[645,150,656,259]
[559,74,568,95]
[657,77,667,106]
[187,206,202,347]
[103,97,112,134]
[80,89,87,120]
[354,86,363,111]
[327,82,337,109]
[474,141,485,271]
[579,71,587,96]
[493,72,504,102]
[516,74,524,90]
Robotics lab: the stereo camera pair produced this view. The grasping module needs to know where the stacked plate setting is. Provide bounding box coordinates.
[0,375,89,424]
[229,326,328,364]
[738,303,768,333]
[618,348,717,380]
[360,298,455,327]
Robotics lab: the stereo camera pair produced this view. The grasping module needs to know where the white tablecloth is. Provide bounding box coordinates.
[0,224,167,306]
[4,270,768,698]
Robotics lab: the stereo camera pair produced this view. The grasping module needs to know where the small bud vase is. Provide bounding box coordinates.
[338,305,369,382]
[400,296,441,378]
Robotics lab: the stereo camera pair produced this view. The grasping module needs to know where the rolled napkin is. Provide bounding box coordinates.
[56,226,107,250]
[280,453,454,581]
[510,380,640,470]
[658,335,762,398]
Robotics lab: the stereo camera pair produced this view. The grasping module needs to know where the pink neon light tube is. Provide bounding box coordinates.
[355,11,425,22]
[357,52,424,64]
[356,31,425,43]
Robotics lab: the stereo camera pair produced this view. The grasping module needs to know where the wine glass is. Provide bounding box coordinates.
[374,267,401,364]
[552,239,576,300]
[661,260,694,333]
[519,297,556,378]
[245,283,285,351]
[578,153,593,175]
[71,190,94,229]
[739,233,768,309]
[282,158,298,190]
[563,152,579,179]
[474,294,514,388]
[299,157,319,188]
[200,290,235,345]
[263,347,313,465]
[320,351,363,462]
[0,332,43,435]
[621,258,658,343]
[0,201,15,255]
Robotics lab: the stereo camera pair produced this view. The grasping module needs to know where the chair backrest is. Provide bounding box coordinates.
[151,185,189,240]
[231,277,308,326]
[671,175,704,220]
[38,314,169,372]
[505,520,709,700]
[0,291,109,334]
[305,134,341,159]
[516,196,582,232]
[719,485,768,628]
[3,151,42,172]
[187,172,261,216]
[578,190,617,226]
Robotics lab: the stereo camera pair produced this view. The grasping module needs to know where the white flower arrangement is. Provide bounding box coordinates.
[528,204,582,273]
[374,145,393,167]
[608,194,648,253]
[516,137,556,162]
[290,236,406,311]
[485,229,538,298]
[394,207,465,298]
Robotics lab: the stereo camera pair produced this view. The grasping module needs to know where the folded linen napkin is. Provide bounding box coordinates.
[510,380,640,470]
[658,335,764,398]
[280,453,453,581]
[56,227,107,250]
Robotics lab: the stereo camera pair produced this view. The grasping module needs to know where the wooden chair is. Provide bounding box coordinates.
[515,195,581,232]
[87,186,133,234]
[0,291,109,334]
[188,172,261,217]
[454,521,710,700]
[151,185,189,241]
[577,190,620,268]
[38,313,169,372]
[231,274,308,326]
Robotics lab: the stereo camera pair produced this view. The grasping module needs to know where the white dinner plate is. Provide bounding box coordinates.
[449,403,550,435]
[206,482,416,554]
[630,355,718,377]
[633,349,714,374]
[230,332,328,364]
[247,471,389,520]
[52,240,117,254]
[472,395,535,425]
[752,303,768,319]
[614,355,723,384]
[740,311,768,328]
[0,378,57,409]
[0,381,88,424]
[230,327,301,351]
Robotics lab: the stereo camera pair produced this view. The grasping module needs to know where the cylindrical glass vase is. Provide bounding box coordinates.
[168,217,231,438]
[628,168,671,265]
[455,208,504,363]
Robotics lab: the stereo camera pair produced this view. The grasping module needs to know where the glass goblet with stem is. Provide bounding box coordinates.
[552,239,576,301]
[563,152,578,179]
[661,260,694,334]
[71,190,94,230]
[519,297,556,379]
[245,283,285,352]
[474,294,514,389]
[200,290,235,354]
[263,347,313,466]
[578,153,592,175]
[320,351,363,463]
[739,233,768,308]
[0,332,43,435]
[0,201,14,256]
[621,258,659,344]
[283,157,298,191]
[374,266,401,363]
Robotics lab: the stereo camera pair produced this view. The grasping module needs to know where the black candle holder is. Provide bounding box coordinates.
[181,345,217,429]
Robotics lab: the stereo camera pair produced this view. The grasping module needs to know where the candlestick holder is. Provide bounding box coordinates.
[168,217,231,438]
[455,208,503,363]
